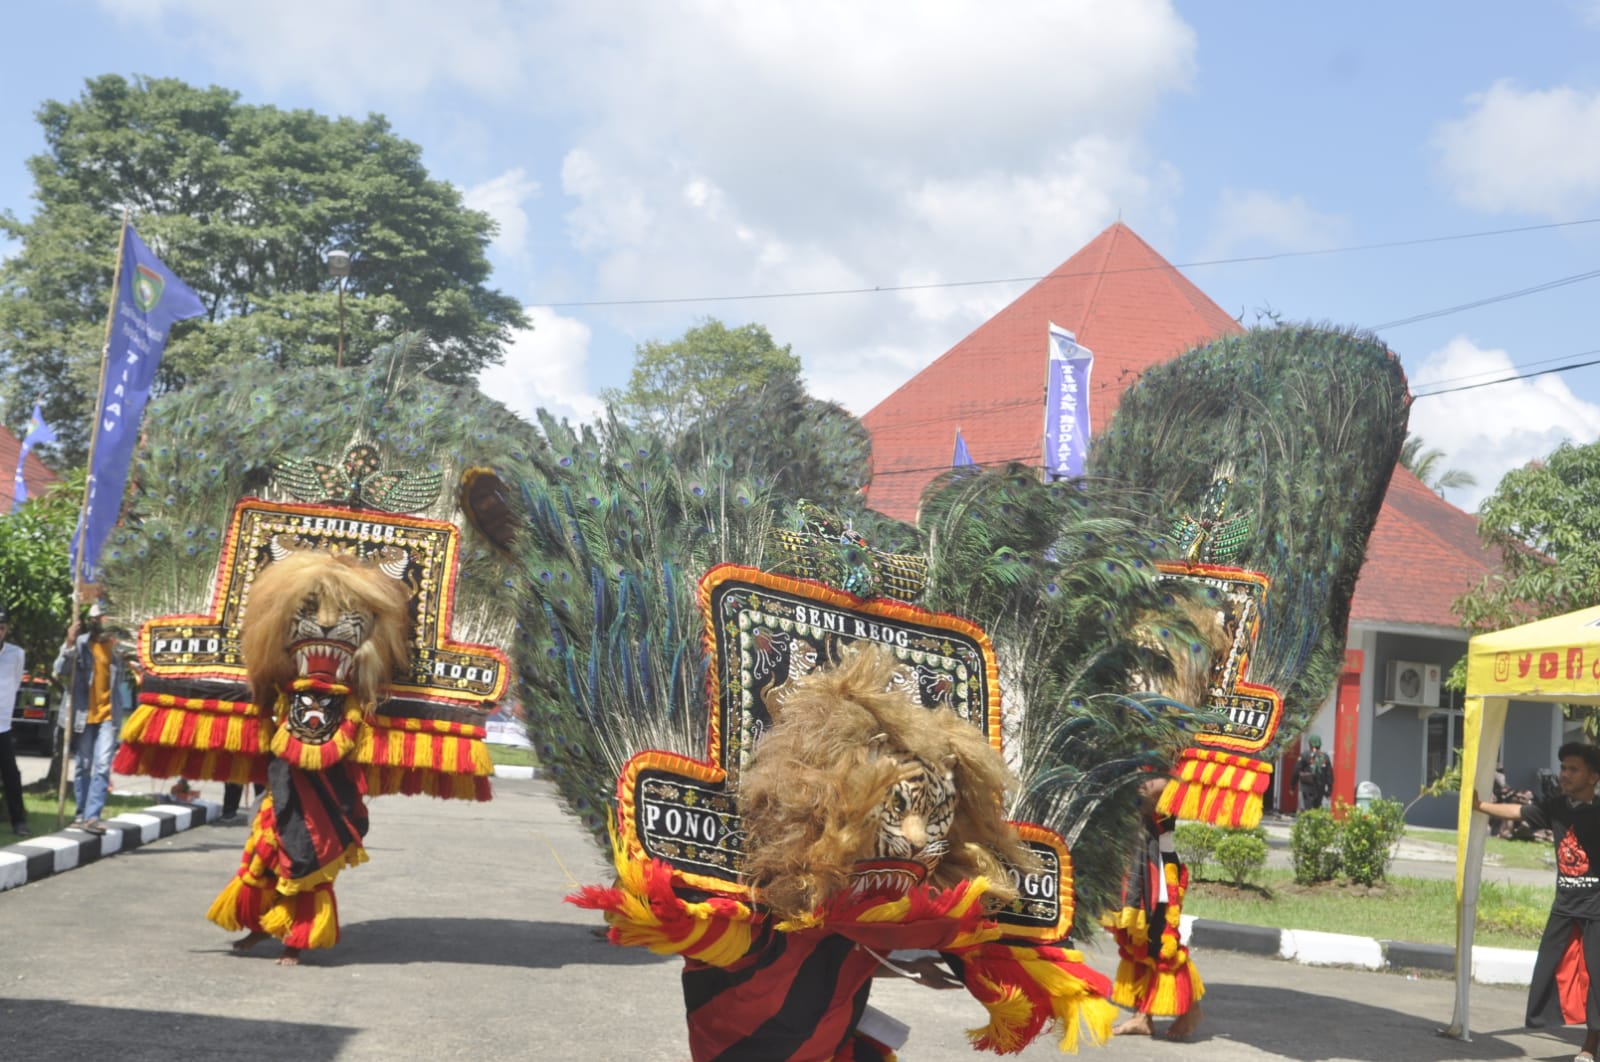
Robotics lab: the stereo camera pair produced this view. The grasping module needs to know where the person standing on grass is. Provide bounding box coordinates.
[1477,741,1600,1062]
[0,607,30,837]
[52,601,132,835]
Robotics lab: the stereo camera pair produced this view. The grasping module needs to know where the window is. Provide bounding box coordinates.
[1423,709,1462,785]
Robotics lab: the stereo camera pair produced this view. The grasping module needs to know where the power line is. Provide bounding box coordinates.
[1412,351,1600,398]
[1408,347,1600,389]
[544,216,1600,309]
[869,348,1600,473]
[1370,267,1600,331]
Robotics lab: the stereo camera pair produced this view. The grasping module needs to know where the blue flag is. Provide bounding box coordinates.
[1043,323,1093,480]
[70,225,206,582]
[11,402,57,511]
[952,428,975,468]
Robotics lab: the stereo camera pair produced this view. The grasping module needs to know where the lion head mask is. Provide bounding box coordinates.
[241,549,412,742]
[735,643,1035,921]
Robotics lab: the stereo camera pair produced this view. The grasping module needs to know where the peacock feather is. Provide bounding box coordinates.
[96,334,540,656]
[463,410,787,837]
[1089,323,1410,745]
[916,463,1224,934]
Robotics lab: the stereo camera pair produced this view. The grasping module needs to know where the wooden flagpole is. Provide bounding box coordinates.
[56,207,130,827]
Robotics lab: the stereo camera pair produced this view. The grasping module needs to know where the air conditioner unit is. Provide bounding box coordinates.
[1386,660,1441,707]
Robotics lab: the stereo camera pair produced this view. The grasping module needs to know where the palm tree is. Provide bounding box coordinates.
[1400,436,1477,496]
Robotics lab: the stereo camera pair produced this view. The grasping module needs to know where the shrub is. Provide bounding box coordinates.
[1291,808,1341,884]
[1475,881,1551,940]
[1214,830,1269,888]
[1341,798,1406,886]
[1174,823,1218,879]
[1369,796,1406,844]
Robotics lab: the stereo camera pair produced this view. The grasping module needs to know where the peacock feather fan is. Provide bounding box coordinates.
[916,463,1225,935]
[463,410,788,837]
[95,333,541,657]
[1088,323,1411,745]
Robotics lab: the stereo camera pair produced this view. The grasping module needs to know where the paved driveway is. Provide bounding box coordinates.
[0,769,1572,1061]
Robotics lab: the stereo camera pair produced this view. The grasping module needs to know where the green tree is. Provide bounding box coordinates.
[674,369,875,517]
[605,319,802,439]
[1400,435,1477,496]
[0,75,527,463]
[0,472,82,670]
[1453,440,1600,639]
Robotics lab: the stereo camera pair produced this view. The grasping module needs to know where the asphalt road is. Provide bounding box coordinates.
[0,768,1581,1061]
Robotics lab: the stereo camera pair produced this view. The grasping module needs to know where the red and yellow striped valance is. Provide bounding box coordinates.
[357,713,493,801]
[113,692,267,784]
[113,691,493,800]
[1157,747,1273,829]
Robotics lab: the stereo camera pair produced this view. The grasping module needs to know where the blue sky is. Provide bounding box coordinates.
[5,1,1600,510]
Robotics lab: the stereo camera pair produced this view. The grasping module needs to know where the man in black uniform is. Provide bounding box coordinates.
[1295,734,1333,811]
[1478,741,1600,1062]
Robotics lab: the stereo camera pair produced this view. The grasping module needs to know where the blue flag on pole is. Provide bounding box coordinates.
[1042,323,1093,480]
[70,225,206,582]
[952,428,975,468]
[11,402,57,511]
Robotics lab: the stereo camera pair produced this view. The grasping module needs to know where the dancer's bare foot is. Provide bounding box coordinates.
[276,946,302,966]
[1167,1004,1203,1041]
[1113,1014,1154,1037]
[231,931,271,953]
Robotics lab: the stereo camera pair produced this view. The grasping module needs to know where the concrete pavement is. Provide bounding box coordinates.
[0,754,1575,1061]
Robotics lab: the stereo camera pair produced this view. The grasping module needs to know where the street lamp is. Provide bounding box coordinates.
[327,248,352,368]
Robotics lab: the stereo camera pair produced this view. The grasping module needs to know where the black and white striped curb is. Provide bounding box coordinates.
[1180,914,1534,985]
[1,799,222,892]
[1,765,541,894]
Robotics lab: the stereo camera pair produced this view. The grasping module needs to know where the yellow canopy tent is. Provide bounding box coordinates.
[1447,603,1600,1040]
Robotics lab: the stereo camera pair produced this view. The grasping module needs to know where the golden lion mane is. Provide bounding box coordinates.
[241,550,412,713]
[736,643,1035,921]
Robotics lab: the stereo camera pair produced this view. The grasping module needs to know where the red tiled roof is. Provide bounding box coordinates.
[0,423,59,504]
[863,221,1494,631]
[1348,464,1497,629]
[863,222,1243,522]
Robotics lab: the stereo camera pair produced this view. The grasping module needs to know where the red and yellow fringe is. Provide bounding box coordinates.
[114,692,266,783]
[356,713,493,801]
[566,830,757,967]
[205,794,363,951]
[1102,866,1204,1018]
[1158,747,1272,828]
[948,941,1116,1055]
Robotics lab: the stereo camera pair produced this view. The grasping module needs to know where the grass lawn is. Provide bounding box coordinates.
[13,788,168,837]
[487,743,538,768]
[1185,867,1552,949]
[1404,825,1553,871]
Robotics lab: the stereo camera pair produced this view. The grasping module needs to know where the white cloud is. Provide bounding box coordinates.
[537,1,1196,412]
[99,0,1201,414]
[1204,189,1352,258]
[97,0,537,106]
[1407,336,1600,510]
[476,307,602,426]
[1433,79,1600,217]
[462,168,541,258]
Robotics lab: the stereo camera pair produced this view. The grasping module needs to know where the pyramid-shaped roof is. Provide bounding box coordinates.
[863,222,1242,521]
[863,221,1496,631]
[0,423,59,506]
[1348,464,1499,630]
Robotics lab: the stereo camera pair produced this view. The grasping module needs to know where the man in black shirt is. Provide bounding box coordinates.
[1478,741,1600,1062]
